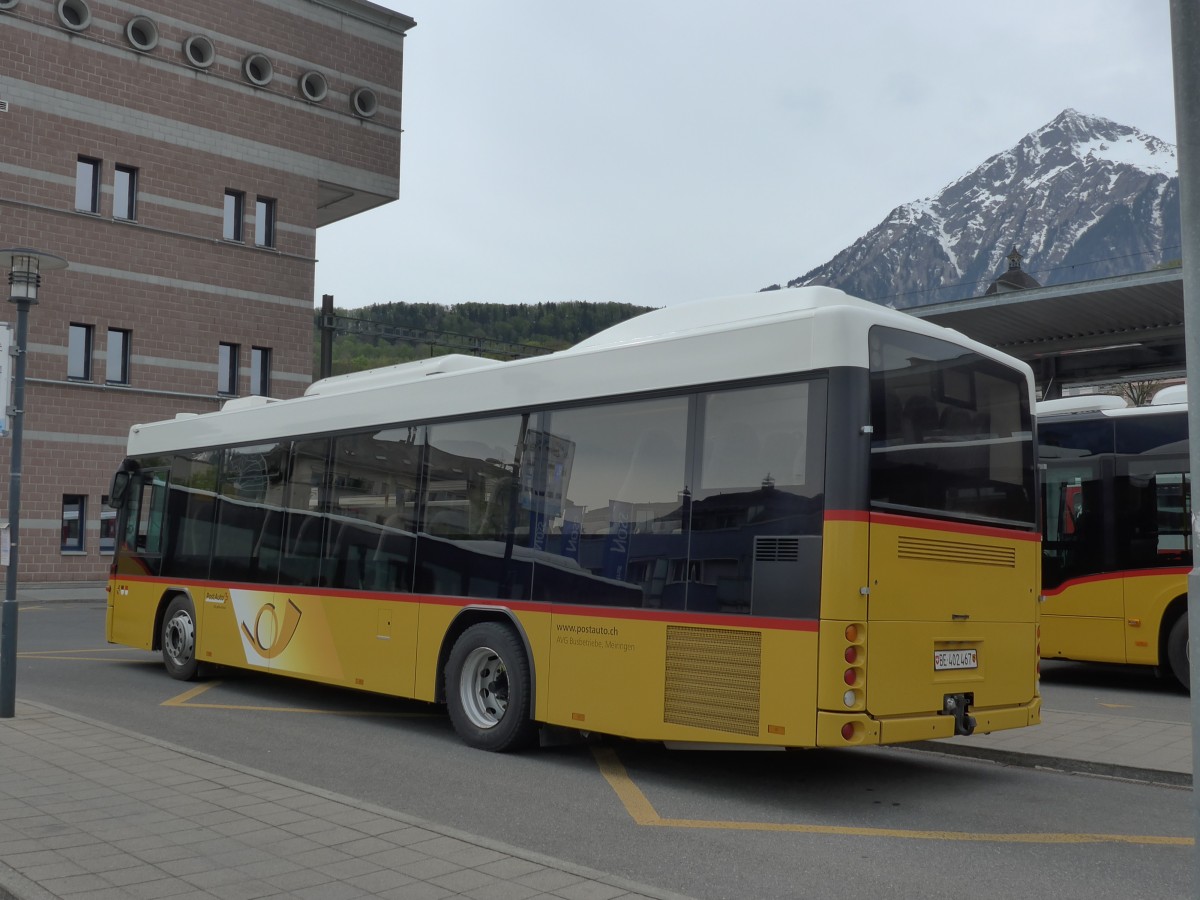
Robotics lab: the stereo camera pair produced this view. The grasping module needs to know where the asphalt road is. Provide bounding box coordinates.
[9,599,1195,900]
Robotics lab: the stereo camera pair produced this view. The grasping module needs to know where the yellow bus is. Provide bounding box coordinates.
[1038,391,1190,689]
[106,287,1041,751]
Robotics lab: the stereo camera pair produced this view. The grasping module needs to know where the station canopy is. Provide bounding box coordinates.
[907,268,1185,397]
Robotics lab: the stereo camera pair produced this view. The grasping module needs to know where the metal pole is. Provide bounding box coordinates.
[0,296,30,718]
[0,248,65,719]
[320,293,335,379]
[1168,0,1200,878]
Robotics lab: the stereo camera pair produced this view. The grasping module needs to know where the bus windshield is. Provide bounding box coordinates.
[868,325,1035,527]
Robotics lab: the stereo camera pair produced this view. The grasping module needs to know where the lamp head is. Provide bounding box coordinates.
[0,248,68,304]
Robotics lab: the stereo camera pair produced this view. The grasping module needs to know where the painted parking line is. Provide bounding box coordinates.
[592,746,1193,846]
[162,680,436,718]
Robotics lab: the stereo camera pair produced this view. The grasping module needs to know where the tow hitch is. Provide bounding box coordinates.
[941,693,976,736]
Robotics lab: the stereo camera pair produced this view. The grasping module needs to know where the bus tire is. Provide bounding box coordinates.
[445,622,537,752]
[161,595,199,681]
[1167,613,1189,692]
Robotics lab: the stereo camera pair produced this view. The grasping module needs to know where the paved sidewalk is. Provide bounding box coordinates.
[0,701,695,900]
[918,703,1193,787]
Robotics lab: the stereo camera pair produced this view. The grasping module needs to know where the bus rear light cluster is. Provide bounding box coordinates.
[842,622,866,709]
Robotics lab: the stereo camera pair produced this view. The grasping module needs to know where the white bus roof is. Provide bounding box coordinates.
[125,287,1035,456]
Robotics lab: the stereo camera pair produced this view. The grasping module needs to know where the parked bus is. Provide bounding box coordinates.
[106,287,1042,751]
[1038,390,1190,689]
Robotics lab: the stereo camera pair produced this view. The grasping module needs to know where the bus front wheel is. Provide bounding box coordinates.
[1167,613,1189,692]
[445,623,537,752]
[161,595,199,681]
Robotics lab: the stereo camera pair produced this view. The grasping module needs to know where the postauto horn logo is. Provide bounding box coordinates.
[238,596,303,660]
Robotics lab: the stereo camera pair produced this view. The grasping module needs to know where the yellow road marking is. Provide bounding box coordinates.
[162,680,434,718]
[591,747,1193,846]
[1098,703,1133,709]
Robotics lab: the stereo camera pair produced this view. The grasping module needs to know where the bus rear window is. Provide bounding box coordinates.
[868,326,1035,527]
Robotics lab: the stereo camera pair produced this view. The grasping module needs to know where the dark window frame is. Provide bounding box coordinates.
[223,190,245,242]
[113,164,138,220]
[254,196,276,248]
[68,323,94,381]
[218,342,240,395]
[75,156,100,213]
[61,494,87,552]
[106,327,131,385]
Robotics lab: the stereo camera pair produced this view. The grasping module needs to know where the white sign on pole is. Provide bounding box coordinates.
[0,324,11,438]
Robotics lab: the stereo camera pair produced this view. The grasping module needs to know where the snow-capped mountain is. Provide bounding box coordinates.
[773,109,1180,308]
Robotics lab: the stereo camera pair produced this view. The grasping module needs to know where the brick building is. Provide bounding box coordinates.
[0,0,413,583]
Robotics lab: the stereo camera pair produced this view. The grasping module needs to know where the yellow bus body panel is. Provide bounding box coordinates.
[544,610,819,746]
[863,515,1040,722]
[1040,570,1186,668]
[1123,571,1187,666]
[819,517,869,622]
[106,580,158,651]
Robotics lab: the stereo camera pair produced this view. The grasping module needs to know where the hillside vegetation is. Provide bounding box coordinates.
[314,301,655,377]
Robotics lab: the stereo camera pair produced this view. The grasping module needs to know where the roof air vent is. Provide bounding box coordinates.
[57,0,91,31]
[125,16,158,52]
[299,71,328,102]
[183,34,215,69]
[243,53,273,86]
[350,87,378,118]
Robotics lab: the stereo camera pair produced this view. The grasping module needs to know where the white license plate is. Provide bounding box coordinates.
[934,649,978,671]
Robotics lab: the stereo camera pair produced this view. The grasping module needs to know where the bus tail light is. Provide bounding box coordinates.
[842,622,866,709]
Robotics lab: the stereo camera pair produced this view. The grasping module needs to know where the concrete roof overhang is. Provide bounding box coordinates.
[907,268,1186,389]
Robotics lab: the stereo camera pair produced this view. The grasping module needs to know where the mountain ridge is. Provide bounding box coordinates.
[771,109,1180,307]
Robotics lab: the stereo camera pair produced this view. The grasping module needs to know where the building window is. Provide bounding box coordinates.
[106,328,131,384]
[113,165,137,220]
[219,342,239,395]
[223,190,244,241]
[75,156,100,213]
[254,197,276,248]
[62,495,86,552]
[251,346,271,396]
[68,323,93,380]
[100,496,116,554]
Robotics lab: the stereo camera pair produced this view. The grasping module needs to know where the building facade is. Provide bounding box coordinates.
[0,0,413,582]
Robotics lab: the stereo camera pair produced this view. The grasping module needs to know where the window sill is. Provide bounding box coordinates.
[60,550,88,556]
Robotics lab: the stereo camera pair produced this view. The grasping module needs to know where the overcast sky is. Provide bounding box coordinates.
[313,2,1179,310]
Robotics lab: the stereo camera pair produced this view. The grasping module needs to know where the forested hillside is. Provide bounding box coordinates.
[314,300,655,377]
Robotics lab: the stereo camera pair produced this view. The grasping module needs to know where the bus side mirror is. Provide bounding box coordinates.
[108,471,130,507]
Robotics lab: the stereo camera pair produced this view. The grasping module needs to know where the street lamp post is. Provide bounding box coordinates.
[0,248,68,719]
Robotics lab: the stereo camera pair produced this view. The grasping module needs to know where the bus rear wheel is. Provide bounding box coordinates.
[445,623,537,752]
[1167,613,1189,692]
[161,595,199,681]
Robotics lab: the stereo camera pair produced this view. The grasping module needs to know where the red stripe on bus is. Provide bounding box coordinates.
[110,575,819,632]
[1043,567,1191,596]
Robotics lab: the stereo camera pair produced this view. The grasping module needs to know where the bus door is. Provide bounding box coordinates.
[1040,459,1124,663]
[108,465,168,648]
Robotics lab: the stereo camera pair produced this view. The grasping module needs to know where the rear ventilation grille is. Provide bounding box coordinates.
[754,535,801,562]
[0,101,8,113]
[897,535,1017,568]
[664,625,761,736]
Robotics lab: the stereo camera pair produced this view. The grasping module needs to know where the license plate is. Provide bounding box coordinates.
[934,649,978,671]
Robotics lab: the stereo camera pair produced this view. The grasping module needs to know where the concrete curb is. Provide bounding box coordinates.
[905,740,1193,789]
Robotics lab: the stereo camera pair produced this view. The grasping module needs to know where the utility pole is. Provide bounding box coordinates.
[1168,0,1200,879]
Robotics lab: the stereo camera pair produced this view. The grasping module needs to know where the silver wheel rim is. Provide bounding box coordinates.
[458,645,509,730]
[164,609,195,669]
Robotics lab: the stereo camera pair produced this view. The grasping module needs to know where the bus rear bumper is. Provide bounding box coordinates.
[817,694,1041,748]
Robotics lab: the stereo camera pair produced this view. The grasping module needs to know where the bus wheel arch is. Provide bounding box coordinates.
[1161,595,1189,691]
[159,592,200,681]
[441,613,538,752]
